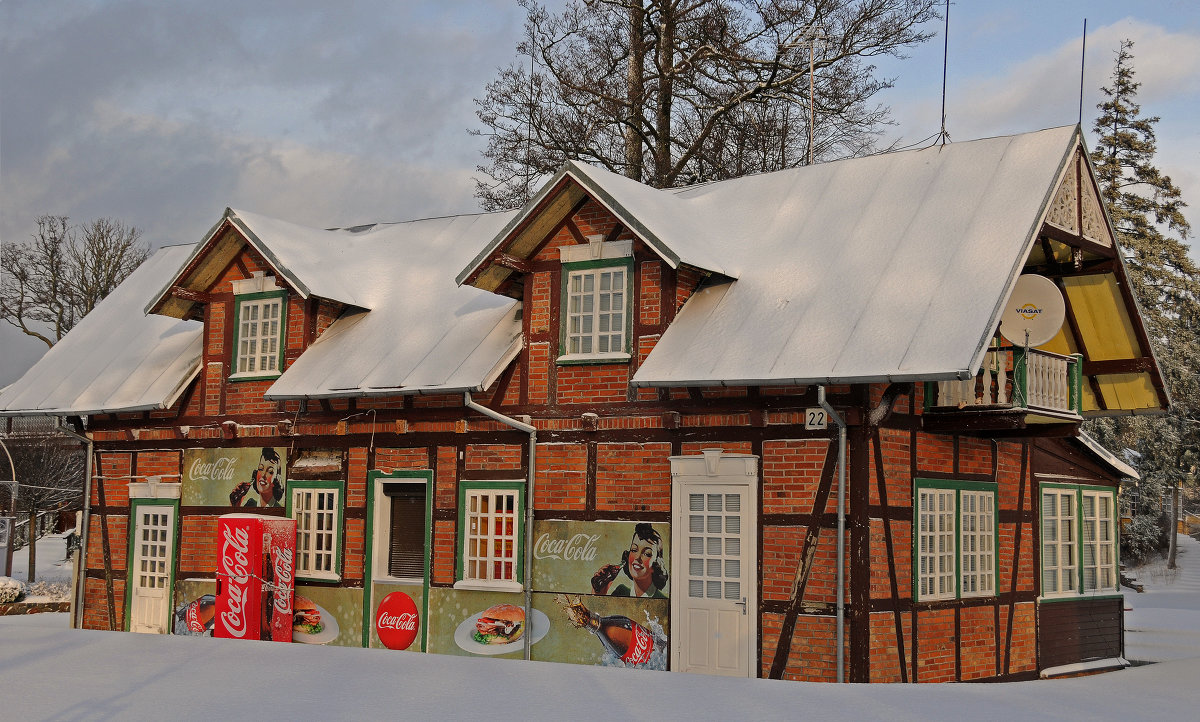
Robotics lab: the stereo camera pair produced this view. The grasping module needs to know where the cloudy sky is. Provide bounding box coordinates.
[2,0,1199,386]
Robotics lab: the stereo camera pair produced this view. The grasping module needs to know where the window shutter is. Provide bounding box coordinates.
[387,485,426,578]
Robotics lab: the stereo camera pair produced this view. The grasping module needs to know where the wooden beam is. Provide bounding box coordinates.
[494,253,532,274]
[1040,223,1116,259]
[168,286,214,304]
[1082,357,1156,375]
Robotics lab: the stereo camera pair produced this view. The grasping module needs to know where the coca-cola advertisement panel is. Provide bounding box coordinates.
[290,585,361,646]
[181,447,287,508]
[368,582,426,651]
[173,579,217,636]
[535,593,668,670]
[531,520,670,598]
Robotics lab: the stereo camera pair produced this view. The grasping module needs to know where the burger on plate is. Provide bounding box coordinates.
[293,595,324,636]
[473,603,524,645]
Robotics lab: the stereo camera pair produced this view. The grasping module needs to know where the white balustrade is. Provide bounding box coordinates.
[932,346,1075,415]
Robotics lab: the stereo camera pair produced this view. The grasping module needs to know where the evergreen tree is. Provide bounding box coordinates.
[1087,40,1200,567]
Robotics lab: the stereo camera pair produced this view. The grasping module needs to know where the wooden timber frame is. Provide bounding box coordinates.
[72,182,1129,684]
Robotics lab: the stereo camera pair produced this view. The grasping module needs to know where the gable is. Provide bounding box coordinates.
[1024,147,1167,416]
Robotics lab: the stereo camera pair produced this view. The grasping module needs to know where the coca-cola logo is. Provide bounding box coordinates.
[188,455,238,482]
[273,546,294,616]
[375,592,419,650]
[219,524,251,638]
[622,622,653,665]
[533,532,600,561]
[186,602,204,633]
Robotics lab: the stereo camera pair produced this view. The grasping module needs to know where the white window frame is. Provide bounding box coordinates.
[232,292,285,378]
[1081,489,1117,592]
[916,487,957,601]
[960,490,996,598]
[454,481,524,592]
[557,239,634,364]
[915,480,997,602]
[287,481,343,582]
[1042,484,1118,598]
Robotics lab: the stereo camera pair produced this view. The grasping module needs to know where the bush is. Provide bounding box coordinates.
[0,576,27,603]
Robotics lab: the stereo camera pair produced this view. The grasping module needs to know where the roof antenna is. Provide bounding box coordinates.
[937,0,951,145]
[1078,19,1088,126]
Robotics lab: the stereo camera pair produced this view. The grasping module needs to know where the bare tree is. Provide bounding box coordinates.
[473,0,939,209]
[7,436,85,582]
[1,215,149,347]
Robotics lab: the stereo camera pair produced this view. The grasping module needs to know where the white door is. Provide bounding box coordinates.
[129,505,176,634]
[671,452,758,677]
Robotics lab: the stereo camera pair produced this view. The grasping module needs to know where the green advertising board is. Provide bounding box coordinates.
[181,447,287,507]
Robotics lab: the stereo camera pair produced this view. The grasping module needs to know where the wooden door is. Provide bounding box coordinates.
[129,505,176,634]
[671,452,758,677]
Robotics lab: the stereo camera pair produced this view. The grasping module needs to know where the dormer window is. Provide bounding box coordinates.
[231,273,286,380]
[558,237,633,364]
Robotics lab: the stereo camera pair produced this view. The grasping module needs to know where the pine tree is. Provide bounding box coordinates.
[1088,40,1200,567]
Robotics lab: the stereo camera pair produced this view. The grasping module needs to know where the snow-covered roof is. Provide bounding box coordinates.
[626,126,1081,386]
[262,211,523,398]
[0,245,203,416]
[1076,431,1139,480]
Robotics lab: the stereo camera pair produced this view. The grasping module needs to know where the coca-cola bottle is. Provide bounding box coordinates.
[260,539,275,641]
[559,595,662,666]
[174,594,216,635]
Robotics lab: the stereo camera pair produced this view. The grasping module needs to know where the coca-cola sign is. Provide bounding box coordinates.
[533,532,600,561]
[181,447,287,506]
[218,523,252,639]
[375,591,419,650]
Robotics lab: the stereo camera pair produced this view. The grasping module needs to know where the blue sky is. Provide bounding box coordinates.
[2,1,1198,386]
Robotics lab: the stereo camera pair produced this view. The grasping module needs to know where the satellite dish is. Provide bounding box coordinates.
[999,274,1065,347]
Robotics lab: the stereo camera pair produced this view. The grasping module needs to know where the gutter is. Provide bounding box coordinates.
[463,392,537,660]
[817,386,846,684]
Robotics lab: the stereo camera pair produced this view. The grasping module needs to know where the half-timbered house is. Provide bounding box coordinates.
[0,125,1162,681]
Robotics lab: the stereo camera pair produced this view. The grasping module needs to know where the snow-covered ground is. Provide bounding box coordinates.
[3,535,1200,720]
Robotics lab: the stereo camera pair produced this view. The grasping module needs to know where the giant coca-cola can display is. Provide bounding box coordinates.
[214,514,295,643]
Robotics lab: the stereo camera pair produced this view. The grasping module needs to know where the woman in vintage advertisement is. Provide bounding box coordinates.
[591,523,668,598]
[229,447,284,507]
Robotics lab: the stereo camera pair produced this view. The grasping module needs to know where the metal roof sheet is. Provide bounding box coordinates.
[630,126,1080,386]
[261,210,523,399]
[0,245,203,415]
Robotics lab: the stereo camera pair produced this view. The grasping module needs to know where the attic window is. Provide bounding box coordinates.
[558,237,633,365]
[230,273,286,380]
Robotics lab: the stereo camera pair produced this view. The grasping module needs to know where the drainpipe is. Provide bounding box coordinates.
[817,386,846,683]
[463,392,537,660]
[55,420,93,630]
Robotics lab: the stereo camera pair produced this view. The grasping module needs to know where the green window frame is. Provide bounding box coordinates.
[231,290,286,380]
[454,480,525,591]
[1041,483,1119,599]
[914,479,998,602]
[558,258,634,365]
[286,480,344,583]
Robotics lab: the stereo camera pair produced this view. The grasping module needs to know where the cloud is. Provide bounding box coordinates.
[943,19,1200,138]
[1,0,524,248]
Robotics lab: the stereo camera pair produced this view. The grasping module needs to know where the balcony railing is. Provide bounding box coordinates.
[927,345,1083,417]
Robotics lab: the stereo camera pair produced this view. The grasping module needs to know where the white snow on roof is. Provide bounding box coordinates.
[631,126,1078,386]
[262,210,523,398]
[0,245,203,415]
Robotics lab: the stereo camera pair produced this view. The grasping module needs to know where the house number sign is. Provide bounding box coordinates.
[804,408,828,430]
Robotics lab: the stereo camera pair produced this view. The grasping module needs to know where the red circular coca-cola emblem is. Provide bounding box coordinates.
[375,592,419,650]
